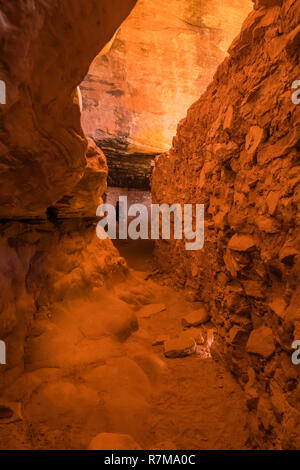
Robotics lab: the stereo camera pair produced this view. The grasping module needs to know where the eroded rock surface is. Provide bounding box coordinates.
[81,0,252,164]
[0,0,136,218]
[52,139,108,218]
[152,0,300,449]
[0,221,128,390]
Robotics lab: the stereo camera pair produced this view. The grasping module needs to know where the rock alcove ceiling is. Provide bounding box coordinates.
[0,0,299,451]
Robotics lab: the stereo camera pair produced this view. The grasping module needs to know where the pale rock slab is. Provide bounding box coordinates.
[182,308,210,327]
[246,326,275,359]
[228,234,256,252]
[138,303,166,319]
[164,335,197,358]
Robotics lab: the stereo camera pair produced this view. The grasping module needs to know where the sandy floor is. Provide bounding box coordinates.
[0,239,250,450]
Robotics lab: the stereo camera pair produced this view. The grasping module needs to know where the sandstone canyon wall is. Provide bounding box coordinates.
[0,0,137,411]
[0,0,136,218]
[1,0,300,451]
[152,0,300,449]
[80,0,252,187]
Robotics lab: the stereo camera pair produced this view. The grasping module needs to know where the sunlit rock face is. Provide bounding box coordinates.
[0,0,136,219]
[0,221,127,391]
[51,139,108,219]
[81,0,252,163]
[152,0,300,449]
[0,0,137,425]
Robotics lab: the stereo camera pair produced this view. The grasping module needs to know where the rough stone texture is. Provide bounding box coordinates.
[246,326,276,358]
[0,0,253,451]
[0,221,128,392]
[182,307,210,327]
[0,0,137,218]
[152,0,300,449]
[164,335,197,358]
[52,139,108,218]
[105,153,154,190]
[0,0,138,416]
[137,303,166,319]
[81,0,252,179]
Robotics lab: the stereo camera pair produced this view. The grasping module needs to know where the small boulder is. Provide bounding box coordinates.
[246,326,275,359]
[164,335,196,358]
[245,126,266,155]
[182,308,209,328]
[228,234,256,252]
[138,304,166,319]
[88,433,141,450]
[268,297,287,319]
[266,191,280,216]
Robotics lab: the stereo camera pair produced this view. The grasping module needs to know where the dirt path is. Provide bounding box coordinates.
[0,239,250,450]
[116,240,250,450]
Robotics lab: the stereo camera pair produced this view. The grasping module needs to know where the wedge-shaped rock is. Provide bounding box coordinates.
[182,308,209,327]
[138,303,166,318]
[268,297,287,319]
[228,234,256,252]
[164,335,196,358]
[246,326,275,359]
[245,126,266,155]
[266,191,280,216]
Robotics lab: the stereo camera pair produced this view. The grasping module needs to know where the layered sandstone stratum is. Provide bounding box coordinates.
[80,0,252,186]
[152,0,300,449]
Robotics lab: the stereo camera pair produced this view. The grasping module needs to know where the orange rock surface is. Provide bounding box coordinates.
[152,0,300,448]
[0,0,136,218]
[0,0,299,452]
[53,139,108,218]
[81,0,252,156]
